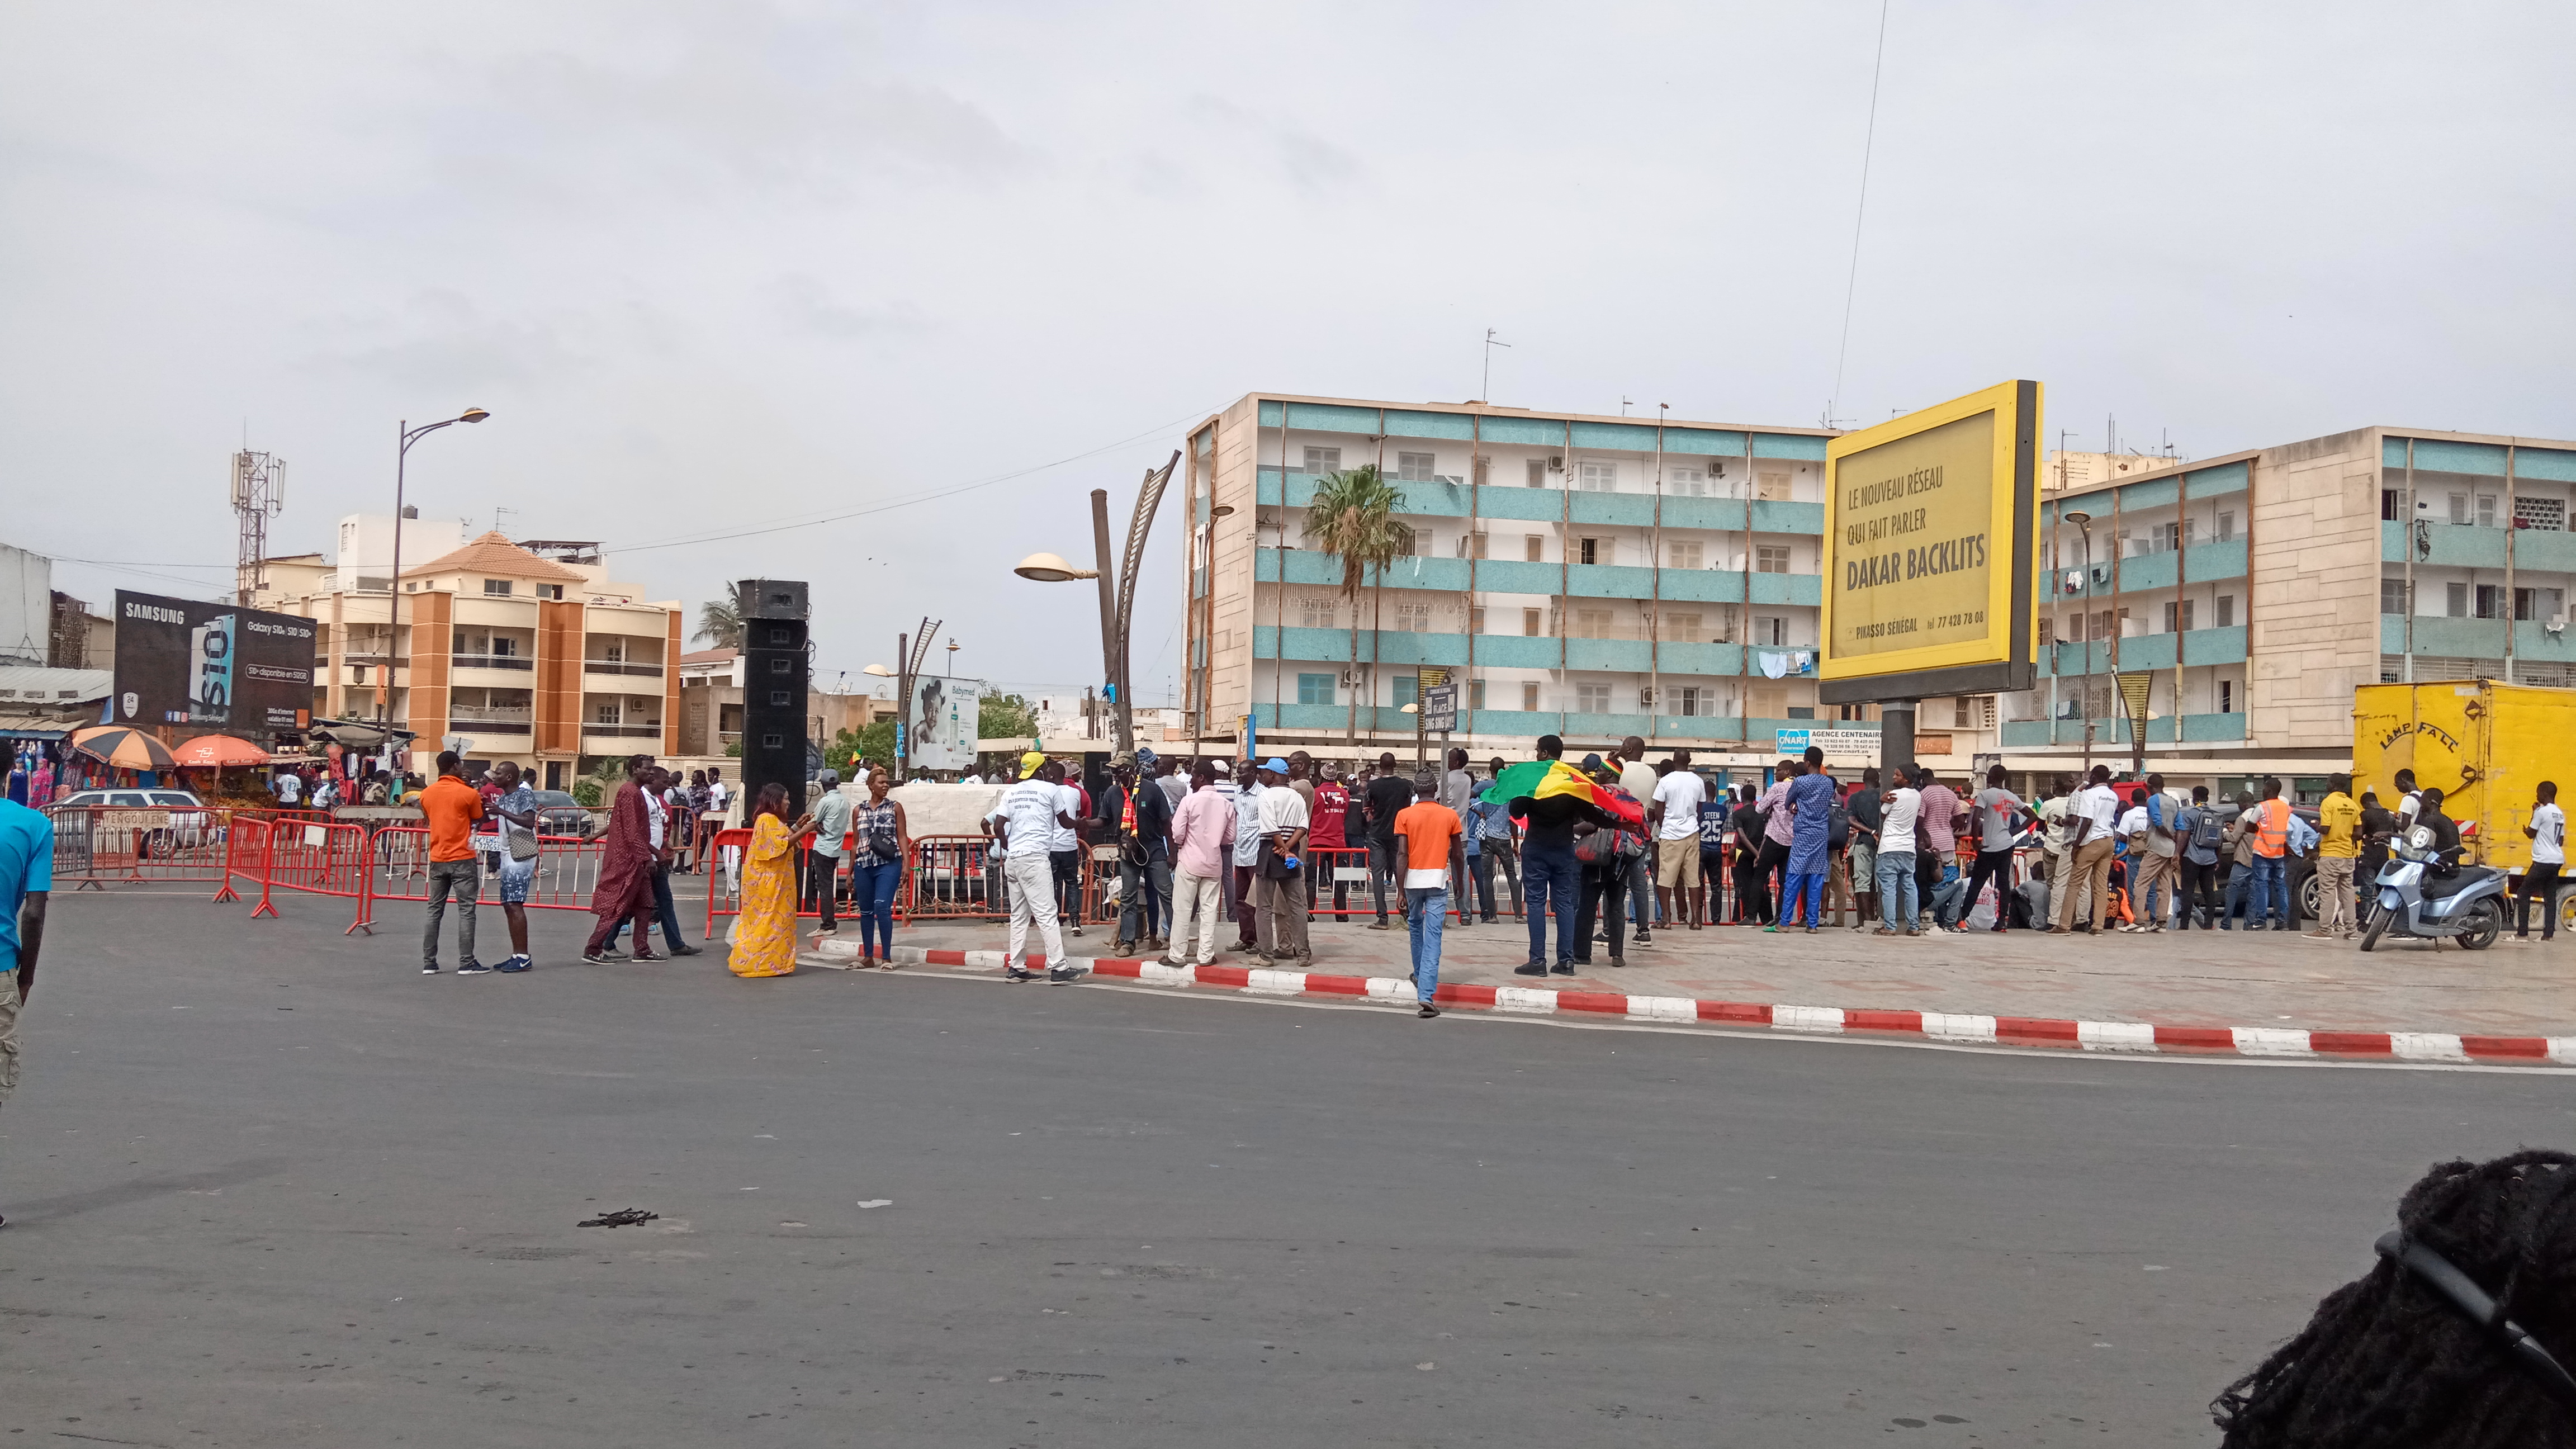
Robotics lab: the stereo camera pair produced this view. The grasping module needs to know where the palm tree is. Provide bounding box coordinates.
[694,596,743,650]
[1302,465,1407,744]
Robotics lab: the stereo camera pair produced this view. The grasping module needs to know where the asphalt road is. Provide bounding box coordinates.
[1,893,2568,1447]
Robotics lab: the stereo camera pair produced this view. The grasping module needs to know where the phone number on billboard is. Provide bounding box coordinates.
[1852,608,1983,642]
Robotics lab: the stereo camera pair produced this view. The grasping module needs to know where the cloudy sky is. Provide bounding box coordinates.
[5,2,2570,701]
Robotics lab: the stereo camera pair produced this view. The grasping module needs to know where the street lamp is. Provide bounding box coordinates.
[385,408,490,733]
[2062,509,2096,774]
[1012,450,1180,759]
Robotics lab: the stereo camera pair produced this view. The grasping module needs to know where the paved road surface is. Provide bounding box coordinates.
[1,894,2566,1446]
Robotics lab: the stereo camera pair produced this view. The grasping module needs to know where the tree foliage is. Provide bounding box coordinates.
[694,596,743,650]
[1301,465,1407,743]
[978,692,1038,741]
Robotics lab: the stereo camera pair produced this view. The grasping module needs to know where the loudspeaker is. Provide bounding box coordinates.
[735,578,811,809]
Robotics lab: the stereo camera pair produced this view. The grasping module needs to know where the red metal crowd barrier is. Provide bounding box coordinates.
[211,816,271,906]
[904,835,1000,921]
[364,826,615,934]
[254,817,377,931]
[48,806,237,892]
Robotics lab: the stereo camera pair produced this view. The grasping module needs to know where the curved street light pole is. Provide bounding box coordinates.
[385,409,490,733]
[1017,451,1179,763]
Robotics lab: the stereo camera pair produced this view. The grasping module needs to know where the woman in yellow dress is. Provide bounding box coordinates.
[729,782,812,978]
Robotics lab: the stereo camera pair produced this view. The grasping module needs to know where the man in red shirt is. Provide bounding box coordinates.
[1391,773,1464,1019]
[1309,762,1352,915]
[417,750,488,974]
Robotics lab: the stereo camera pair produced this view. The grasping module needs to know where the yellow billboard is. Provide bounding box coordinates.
[1819,379,2040,703]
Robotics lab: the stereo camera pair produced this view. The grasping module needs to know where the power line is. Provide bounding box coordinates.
[606,400,1225,556]
[1828,0,1891,425]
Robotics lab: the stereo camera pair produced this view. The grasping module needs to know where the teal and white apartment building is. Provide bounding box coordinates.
[1178,392,2576,797]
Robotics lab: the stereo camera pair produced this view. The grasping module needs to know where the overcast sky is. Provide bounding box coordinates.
[6,2,2570,701]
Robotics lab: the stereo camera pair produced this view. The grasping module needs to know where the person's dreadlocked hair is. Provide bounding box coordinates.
[2213,1149,2576,1447]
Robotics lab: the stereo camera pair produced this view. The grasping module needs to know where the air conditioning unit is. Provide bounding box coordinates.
[2549,614,2568,635]
[1339,669,1364,687]
[1548,454,1564,471]
[1638,686,1655,708]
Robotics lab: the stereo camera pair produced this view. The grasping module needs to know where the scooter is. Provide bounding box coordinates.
[2359,825,2510,951]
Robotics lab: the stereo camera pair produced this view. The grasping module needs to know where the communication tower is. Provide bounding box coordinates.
[230,449,286,604]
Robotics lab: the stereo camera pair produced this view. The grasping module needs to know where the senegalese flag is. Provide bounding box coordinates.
[1480,759,1647,834]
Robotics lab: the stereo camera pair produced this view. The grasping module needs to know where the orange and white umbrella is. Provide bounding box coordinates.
[69,725,179,773]
[170,734,271,769]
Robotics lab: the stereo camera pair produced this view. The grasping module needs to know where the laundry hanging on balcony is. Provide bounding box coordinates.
[1756,650,1815,680]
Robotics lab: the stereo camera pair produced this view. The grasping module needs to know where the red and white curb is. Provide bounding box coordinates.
[808,939,2576,1066]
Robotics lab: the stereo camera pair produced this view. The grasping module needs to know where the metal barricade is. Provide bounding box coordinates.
[212,816,271,906]
[256,816,376,932]
[1303,845,1379,920]
[46,805,236,892]
[367,826,611,935]
[701,826,849,936]
[905,835,999,920]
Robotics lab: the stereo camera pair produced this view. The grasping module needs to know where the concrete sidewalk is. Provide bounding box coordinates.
[852,905,2575,1044]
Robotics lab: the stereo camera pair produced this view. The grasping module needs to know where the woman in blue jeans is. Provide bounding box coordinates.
[848,768,910,968]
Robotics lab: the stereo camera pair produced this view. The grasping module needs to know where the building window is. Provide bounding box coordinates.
[2517,497,2566,531]
[1393,602,1432,633]
[1669,541,1703,570]
[1469,607,1486,634]
[2220,680,2235,714]
[594,702,622,725]
[539,584,564,600]
[2164,600,2198,632]
[1521,681,1540,711]
[1575,608,1613,639]
[1677,685,1708,716]
[2217,595,2237,628]
[1390,674,1419,707]
[2522,587,2565,623]
[1469,679,1485,712]
[2217,510,2236,542]
[2476,584,2504,619]
[2446,581,2469,617]
[1462,531,1488,559]
[2381,579,2409,616]
[1472,456,1490,486]
[1303,446,1341,475]
[2089,608,2116,640]
[1836,702,1872,722]
[1663,610,1701,640]
[1522,608,1542,636]
[491,636,518,657]
[1753,614,1784,646]
[1526,458,1547,487]
[2152,522,2180,552]
[1396,451,1436,482]
[1297,673,1334,705]
[1299,598,1338,630]
[2448,493,2501,527]
[2383,489,2402,522]
[1668,464,1708,496]
[1755,545,1790,574]
[1576,683,1612,712]
[1524,534,1545,562]
[1578,537,1606,566]
[1756,471,1791,501]
[1577,461,1617,493]
[483,579,512,595]
[1391,525,1417,557]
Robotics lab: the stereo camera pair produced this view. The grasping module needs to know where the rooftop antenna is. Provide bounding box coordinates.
[1480,328,1510,402]
[494,505,518,537]
[230,447,286,605]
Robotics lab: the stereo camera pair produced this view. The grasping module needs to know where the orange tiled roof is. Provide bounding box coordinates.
[400,532,588,583]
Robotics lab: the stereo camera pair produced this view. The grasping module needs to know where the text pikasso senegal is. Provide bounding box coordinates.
[1839,463,1986,591]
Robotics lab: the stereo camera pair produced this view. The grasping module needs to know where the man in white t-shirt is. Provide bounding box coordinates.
[1650,753,1708,929]
[1614,737,1660,944]
[987,763,1082,980]
[274,770,302,807]
[1874,776,1921,935]
[1048,765,1086,937]
[2052,765,2122,935]
[2516,779,2565,942]
[1251,757,1310,963]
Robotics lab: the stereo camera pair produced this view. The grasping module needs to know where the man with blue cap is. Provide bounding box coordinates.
[1251,756,1310,963]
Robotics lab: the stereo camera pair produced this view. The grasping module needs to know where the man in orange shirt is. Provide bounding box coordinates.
[1391,772,1464,1020]
[418,751,488,974]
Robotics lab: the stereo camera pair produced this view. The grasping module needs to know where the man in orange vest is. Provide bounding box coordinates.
[2244,776,2295,931]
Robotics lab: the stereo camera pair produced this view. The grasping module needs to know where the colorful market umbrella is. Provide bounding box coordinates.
[69,724,180,774]
[169,734,271,769]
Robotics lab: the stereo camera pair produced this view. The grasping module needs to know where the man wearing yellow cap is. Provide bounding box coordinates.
[1020,750,1048,781]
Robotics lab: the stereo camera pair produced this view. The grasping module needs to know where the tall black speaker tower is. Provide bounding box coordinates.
[736,579,811,810]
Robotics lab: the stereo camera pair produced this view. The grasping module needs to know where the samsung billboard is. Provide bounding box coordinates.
[111,590,316,735]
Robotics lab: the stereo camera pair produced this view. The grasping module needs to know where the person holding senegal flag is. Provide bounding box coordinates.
[1482,734,1647,976]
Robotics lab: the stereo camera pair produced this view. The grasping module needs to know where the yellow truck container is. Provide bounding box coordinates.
[2351,678,2576,873]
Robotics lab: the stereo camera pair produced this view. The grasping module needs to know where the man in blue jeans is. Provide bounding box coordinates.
[1393,773,1463,1019]
[1510,735,1586,977]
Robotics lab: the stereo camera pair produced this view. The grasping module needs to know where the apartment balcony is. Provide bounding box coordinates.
[1252,703,1841,746]
[452,653,535,673]
[581,721,666,738]
[448,713,533,736]
[583,660,666,679]
[2000,714,2250,748]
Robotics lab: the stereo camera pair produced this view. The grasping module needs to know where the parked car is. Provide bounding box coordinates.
[54,787,206,812]
[529,789,595,838]
[48,787,217,856]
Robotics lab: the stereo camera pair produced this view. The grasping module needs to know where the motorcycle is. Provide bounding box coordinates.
[2359,825,2509,951]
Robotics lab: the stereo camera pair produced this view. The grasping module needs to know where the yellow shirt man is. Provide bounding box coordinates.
[2318,789,2361,859]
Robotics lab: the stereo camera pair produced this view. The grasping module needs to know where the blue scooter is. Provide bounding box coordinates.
[2359,825,2509,951]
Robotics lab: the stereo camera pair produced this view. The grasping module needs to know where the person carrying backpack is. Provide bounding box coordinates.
[2173,785,2223,929]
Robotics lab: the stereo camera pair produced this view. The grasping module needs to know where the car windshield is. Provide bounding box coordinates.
[147,791,201,806]
[533,792,579,807]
